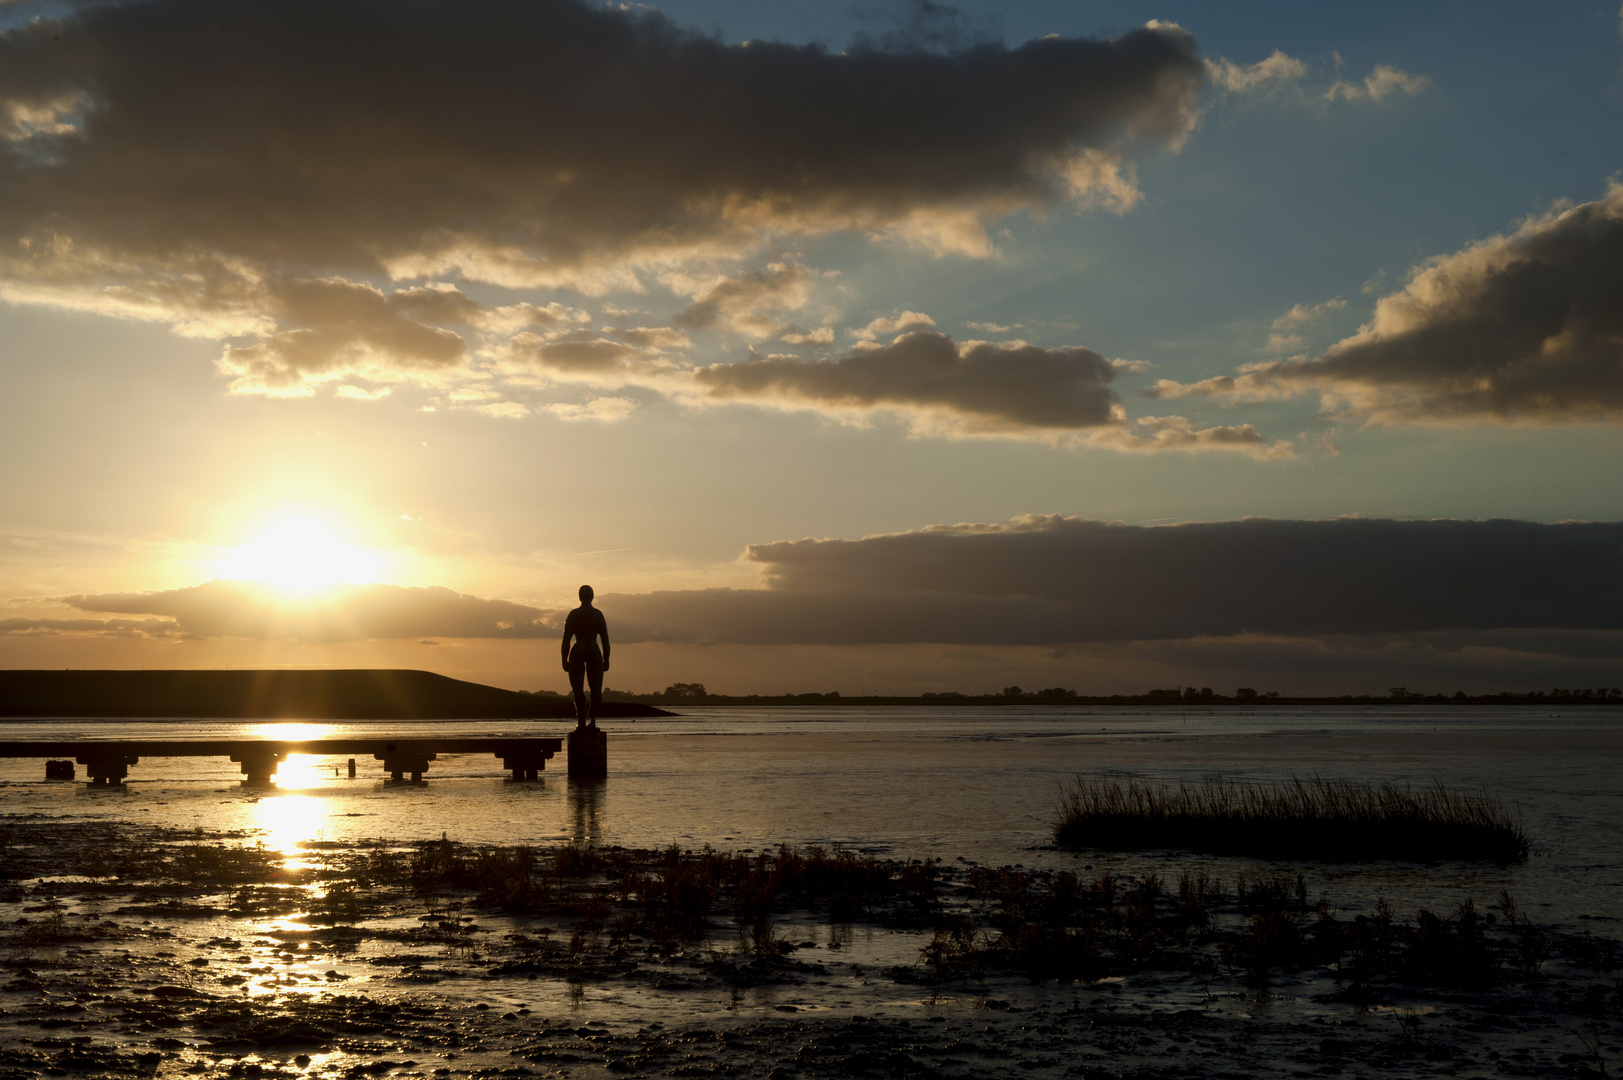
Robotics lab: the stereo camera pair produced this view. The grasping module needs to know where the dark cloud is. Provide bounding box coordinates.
[0,616,179,637]
[601,515,1623,644]
[694,329,1121,433]
[1056,630,1623,695]
[64,581,554,642]
[44,517,1623,691]
[218,277,467,395]
[617,326,692,350]
[689,326,1283,451]
[514,338,642,375]
[1150,182,1623,424]
[0,0,1203,390]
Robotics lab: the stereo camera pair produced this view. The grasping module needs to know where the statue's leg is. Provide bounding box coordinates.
[587,657,604,726]
[568,660,588,727]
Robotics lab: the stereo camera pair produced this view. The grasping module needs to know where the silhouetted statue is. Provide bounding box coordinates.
[561,584,610,728]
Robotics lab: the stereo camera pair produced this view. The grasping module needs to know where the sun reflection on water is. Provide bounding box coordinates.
[254,789,325,869]
[246,722,329,743]
[274,752,329,790]
[246,790,328,936]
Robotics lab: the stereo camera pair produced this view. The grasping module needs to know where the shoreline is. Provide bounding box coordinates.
[2,821,1617,1078]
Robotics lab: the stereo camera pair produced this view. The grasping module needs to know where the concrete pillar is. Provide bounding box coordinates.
[567,726,607,780]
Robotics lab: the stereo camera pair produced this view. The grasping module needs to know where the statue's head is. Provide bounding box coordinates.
[579,584,594,602]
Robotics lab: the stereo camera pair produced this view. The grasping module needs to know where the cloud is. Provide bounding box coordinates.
[1149,181,1623,425]
[779,326,835,346]
[1326,64,1431,102]
[689,329,1290,453]
[5,271,475,397]
[544,396,638,422]
[334,384,393,401]
[44,516,1623,691]
[1207,50,1307,95]
[0,616,180,637]
[63,581,555,642]
[598,515,1623,646]
[1095,415,1293,457]
[670,263,816,335]
[850,311,936,342]
[1207,52,1426,109]
[497,335,679,392]
[467,400,529,419]
[693,328,1119,433]
[1265,297,1346,353]
[514,338,641,374]
[618,326,692,350]
[476,301,592,335]
[1053,147,1143,214]
[0,0,1204,393]
[1051,629,1623,694]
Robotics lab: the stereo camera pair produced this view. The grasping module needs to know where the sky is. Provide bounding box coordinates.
[2,0,1622,696]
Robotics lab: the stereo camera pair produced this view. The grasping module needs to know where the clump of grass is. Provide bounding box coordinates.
[168,842,283,885]
[1055,777,1527,863]
[14,910,99,946]
[406,834,550,912]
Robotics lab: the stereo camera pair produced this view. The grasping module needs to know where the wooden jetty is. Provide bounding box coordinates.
[0,669,669,720]
[0,737,563,785]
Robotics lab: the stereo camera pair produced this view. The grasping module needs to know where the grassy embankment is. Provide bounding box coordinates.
[1054,777,1528,863]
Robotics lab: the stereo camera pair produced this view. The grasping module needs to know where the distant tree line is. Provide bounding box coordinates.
[524,682,1623,706]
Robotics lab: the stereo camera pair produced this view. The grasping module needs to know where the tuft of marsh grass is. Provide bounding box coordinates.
[1055,776,1527,863]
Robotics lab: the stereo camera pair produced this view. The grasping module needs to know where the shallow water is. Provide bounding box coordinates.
[2,705,1620,928]
[4,706,1622,1078]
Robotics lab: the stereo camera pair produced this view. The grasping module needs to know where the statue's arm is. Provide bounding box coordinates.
[600,617,611,670]
[560,615,574,669]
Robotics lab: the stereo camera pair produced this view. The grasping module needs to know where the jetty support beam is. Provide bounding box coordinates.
[500,747,554,781]
[1,737,564,785]
[376,749,436,782]
[76,751,139,786]
[230,750,287,786]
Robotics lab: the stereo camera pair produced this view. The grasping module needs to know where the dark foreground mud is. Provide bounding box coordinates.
[1,820,1618,1078]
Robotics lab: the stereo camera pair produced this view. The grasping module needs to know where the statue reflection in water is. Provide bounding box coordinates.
[568,778,604,845]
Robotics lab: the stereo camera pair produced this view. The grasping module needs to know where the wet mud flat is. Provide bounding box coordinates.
[1,820,1619,1079]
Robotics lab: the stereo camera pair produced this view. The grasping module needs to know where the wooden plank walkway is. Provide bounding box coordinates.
[0,737,562,785]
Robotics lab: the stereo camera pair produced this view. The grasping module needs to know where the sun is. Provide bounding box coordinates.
[216,516,383,593]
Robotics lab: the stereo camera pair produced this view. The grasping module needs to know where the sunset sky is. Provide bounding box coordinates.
[2,0,1621,695]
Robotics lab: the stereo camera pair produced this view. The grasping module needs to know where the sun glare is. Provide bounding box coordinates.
[217,516,383,593]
